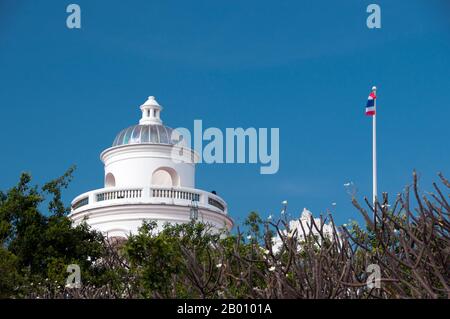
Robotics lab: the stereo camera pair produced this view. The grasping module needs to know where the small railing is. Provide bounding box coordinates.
[97,189,142,202]
[152,188,200,202]
[72,197,89,210]
[72,186,227,214]
[208,197,225,212]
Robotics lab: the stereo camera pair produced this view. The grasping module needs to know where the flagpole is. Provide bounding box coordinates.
[372,86,377,207]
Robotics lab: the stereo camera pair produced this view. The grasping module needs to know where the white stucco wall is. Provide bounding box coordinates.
[71,203,233,237]
[101,144,198,188]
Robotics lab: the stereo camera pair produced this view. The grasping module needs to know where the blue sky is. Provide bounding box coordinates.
[0,1,449,226]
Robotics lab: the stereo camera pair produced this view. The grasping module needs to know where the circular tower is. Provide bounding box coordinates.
[69,96,233,238]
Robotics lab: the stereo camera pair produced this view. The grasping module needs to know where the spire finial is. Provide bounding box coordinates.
[139,96,163,125]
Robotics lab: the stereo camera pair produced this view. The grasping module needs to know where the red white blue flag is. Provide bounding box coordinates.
[365,90,376,116]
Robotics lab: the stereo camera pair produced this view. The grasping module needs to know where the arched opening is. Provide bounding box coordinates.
[105,173,116,188]
[151,167,180,187]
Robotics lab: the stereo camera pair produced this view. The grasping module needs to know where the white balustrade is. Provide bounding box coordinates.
[71,186,227,214]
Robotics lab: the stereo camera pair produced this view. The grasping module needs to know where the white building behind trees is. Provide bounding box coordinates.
[272,208,338,252]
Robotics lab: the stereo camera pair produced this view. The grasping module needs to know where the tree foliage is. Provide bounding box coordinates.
[0,169,448,299]
[0,168,105,298]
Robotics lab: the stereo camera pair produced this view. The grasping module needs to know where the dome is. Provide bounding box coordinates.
[112,124,179,147]
[111,96,189,148]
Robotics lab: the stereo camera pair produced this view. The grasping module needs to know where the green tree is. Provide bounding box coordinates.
[0,168,105,297]
[124,221,223,298]
[0,247,21,298]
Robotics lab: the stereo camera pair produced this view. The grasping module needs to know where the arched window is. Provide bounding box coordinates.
[151,167,179,187]
[105,173,116,188]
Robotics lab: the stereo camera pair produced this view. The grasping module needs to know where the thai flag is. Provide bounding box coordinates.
[365,91,376,116]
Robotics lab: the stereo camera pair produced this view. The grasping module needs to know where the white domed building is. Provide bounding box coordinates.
[69,96,233,238]
[272,208,339,252]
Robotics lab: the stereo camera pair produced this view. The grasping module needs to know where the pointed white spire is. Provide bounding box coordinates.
[139,96,163,125]
[300,208,313,220]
